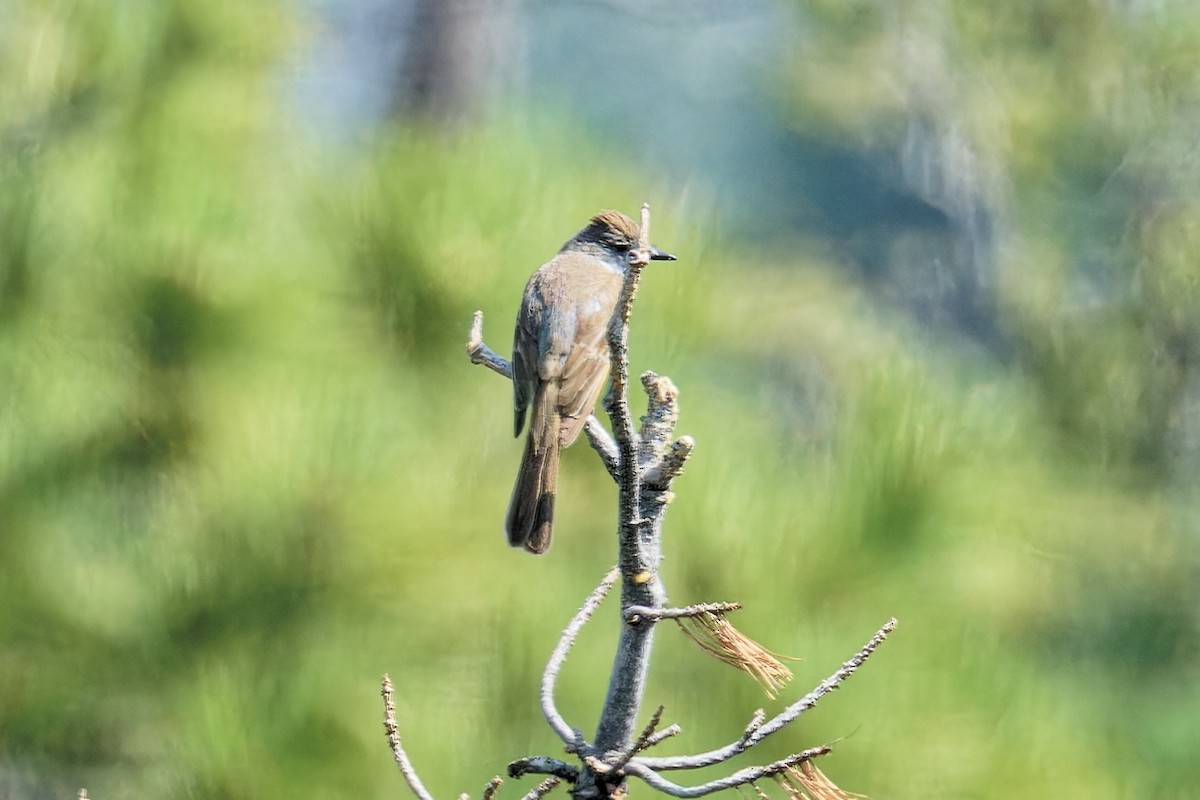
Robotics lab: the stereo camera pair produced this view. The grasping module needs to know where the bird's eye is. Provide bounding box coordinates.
[626,250,639,264]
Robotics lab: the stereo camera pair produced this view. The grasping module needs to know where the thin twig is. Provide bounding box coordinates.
[481,776,504,800]
[641,723,682,750]
[746,618,896,743]
[520,777,563,800]
[542,568,621,746]
[466,310,513,379]
[636,619,897,771]
[623,747,832,798]
[624,602,742,623]
[643,436,695,488]
[584,420,621,480]
[741,709,766,743]
[637,371,679,467]
[634,705,666,752]
[382,674,437,800]
[637,372,693,489]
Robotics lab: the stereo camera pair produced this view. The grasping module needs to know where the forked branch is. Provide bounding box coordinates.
[384,205,896,800]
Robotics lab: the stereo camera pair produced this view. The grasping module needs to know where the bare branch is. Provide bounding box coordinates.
[583,419,621,480]
[624,602,742,623]
[642,723,682,750]
[466,310,513,379]
[481,777,504,800]
[644,436,695,488]
[741,709,766,743]
[591,203,668,759]
[520,778,564,800]
[636,618,896,772]
[637,372,679,461]
[623,747,831,798]
[746,618,896,743]
[603,211,648,484]
[382,674,437,800]
[508,756,581,782]
[542,568,621,746]
[635,705,666,749]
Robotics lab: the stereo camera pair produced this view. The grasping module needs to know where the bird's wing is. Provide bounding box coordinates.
[557,334,609,447]
[555,268,623,447]
[512,284,543,437]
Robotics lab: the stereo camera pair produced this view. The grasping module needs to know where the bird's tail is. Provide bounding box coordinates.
[505,388,559,554]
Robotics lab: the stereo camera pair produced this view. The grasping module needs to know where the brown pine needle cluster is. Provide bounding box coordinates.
[775,763,866,800]
[676,611,795,698]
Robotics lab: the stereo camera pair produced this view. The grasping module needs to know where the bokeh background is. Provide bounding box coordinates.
[3,1,1199,798]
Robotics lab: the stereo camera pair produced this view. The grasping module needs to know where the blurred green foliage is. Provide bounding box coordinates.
[1,2,1198,800]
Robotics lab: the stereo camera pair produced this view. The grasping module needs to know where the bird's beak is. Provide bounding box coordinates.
[648,246,677,261]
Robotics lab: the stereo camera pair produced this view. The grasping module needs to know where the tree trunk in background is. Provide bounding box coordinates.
[389,0,517,125]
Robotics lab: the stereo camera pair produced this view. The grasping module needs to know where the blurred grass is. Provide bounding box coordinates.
[1,1,1199,800]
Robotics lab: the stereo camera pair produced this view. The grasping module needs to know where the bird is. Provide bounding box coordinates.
[506,210,676,554]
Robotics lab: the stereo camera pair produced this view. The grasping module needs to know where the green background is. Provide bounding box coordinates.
[1,2,1198,798]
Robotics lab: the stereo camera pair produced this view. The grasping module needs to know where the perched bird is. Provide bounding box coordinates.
[506,211,676,554]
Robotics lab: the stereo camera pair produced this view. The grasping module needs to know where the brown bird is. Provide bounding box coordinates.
[506,211,676,554]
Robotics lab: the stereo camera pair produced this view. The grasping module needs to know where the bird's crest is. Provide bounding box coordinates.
[571,210,641,251]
